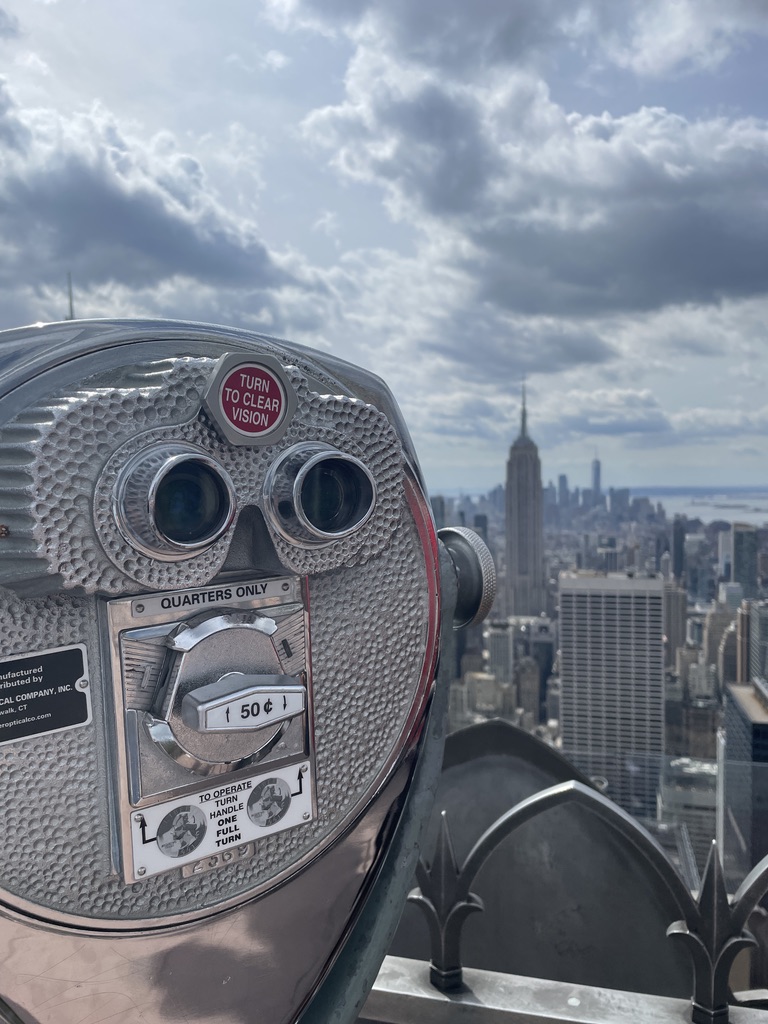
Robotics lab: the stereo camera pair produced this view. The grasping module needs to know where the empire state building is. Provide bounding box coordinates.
[505,389,545,616]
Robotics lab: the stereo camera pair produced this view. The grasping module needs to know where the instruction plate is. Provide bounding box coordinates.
[128,761,315,881]
[0,645,91,745]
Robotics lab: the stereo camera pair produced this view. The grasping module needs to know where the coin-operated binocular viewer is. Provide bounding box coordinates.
[0,320,494,1024]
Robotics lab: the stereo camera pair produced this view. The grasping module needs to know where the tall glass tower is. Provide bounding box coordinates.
[505,388,545,616]
[733,522,758,599]
[591,455,601,506]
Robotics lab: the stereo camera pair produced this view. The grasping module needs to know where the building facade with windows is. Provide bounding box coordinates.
[733,522,759,599]
[750,600,768,681]
[722,679,768,883]
[559,571,665,817]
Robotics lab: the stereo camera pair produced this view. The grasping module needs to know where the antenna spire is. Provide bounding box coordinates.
[520,378,527,438]
[66,272,75,320]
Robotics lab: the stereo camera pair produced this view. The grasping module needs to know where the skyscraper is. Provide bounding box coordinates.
[430,494,446,531]
[591,455,601,507]
[737,599,752,683]
[557,473,569,508]
[733,522,758,599]
[718,527,733,580]
[750,600,768,681]
[722,679,768,882]
[559,571,665,816]
[483,619,515,686]
[664,581,687,669]
[505,388,545,616]
[672,515,686,583]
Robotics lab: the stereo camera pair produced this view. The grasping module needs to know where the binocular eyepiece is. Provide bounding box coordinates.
[114,440,378,560]
[264,442,377,545]
[114,443,237,558]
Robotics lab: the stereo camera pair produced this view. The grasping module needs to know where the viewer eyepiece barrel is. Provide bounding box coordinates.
[264,443,377,546]
[114,444,236,560]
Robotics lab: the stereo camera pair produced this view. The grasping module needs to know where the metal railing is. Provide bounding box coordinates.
[370,778,768,1024]
[361,956,768,1024]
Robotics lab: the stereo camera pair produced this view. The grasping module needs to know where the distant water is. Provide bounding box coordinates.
[632,487,768,527]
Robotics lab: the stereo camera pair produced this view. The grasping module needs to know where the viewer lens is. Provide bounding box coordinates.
[154,460,231,545]
[299,457,374,536]
[114,444,236,559]
[262,443,377,545]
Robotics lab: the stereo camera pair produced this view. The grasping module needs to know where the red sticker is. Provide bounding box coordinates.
[219,364,286,436]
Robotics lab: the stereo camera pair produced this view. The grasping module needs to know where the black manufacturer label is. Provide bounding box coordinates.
[0,645,91,745]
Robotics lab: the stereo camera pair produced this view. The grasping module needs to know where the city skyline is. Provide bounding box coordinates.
[1,4,768,490]
[432,461,768,529]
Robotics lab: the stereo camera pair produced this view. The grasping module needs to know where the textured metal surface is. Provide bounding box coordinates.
[0,514,432,923]
[0,356,402,593]
[436,527,496,629]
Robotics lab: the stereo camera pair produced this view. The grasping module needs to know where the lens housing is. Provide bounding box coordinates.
[264,443,376,546]
[114,444,236,560]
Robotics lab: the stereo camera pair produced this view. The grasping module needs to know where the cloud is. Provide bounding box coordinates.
[285,0,768,324]
[262,49,290,71]
[0,76,372,348]
[528,388,768,454]
[408,391,512,444]
[539,388,671,445]
[670,405,768,442]
[14,51,49,75]
[260,1,768,441]
[267,0,620,76]
[0,78,29,150]
[305,49,768,320]
[605,0,768,76]
[395,379,734,475]
[730,445,763,458]
[270,0,768,78]
[0,80,344,335]
[582,295,768,404]
[312,209,338,236]
[0,7,19,39]
[224,49,290,74]
[0,84,285,292]
[422,308,616,380]
[1,0,765,495]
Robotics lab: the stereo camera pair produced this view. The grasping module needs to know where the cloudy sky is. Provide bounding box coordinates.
[1,1,767,494]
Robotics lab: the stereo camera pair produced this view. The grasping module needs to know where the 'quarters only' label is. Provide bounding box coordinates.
[131,577,296,618]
